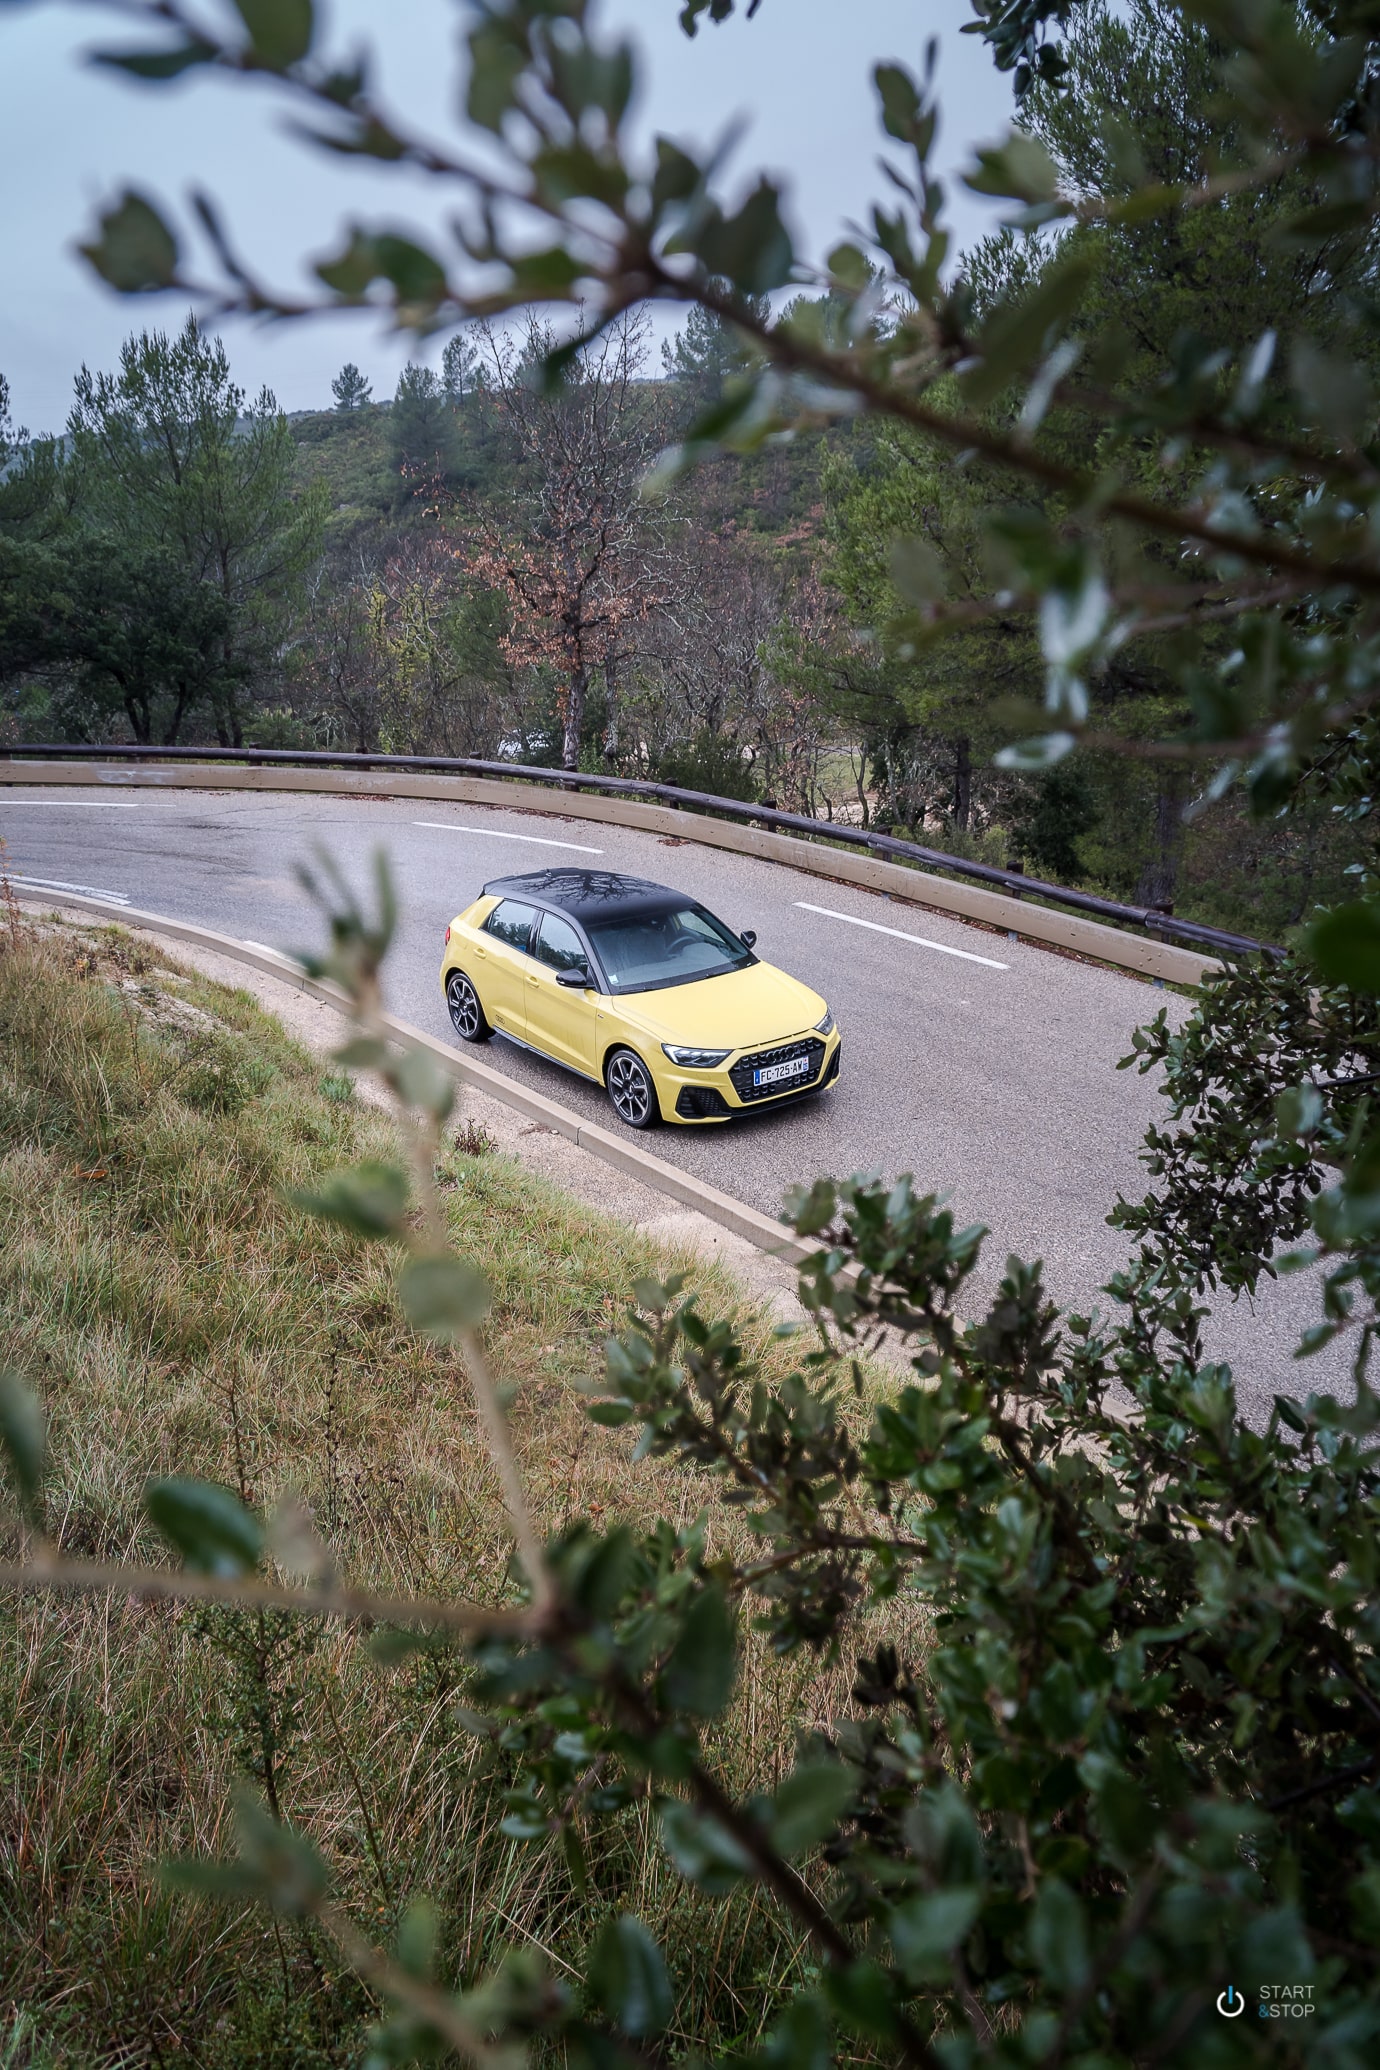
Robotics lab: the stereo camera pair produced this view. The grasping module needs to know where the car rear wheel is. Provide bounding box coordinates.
[605,1046,659,1130]
[446,970,491,1044]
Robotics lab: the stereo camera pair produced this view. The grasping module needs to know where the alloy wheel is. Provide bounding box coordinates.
[606,1048,655,1128]
[446,972,484,1041]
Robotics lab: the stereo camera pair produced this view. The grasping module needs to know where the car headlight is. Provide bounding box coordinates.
[814,1009,835,1036]
[662,1044,732,1068]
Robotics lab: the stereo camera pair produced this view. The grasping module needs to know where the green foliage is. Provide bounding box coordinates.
[654,726,759,801]
[145,1476,264,1576]
[1,316,326,745]
[331,361,372,411]
[1007,758,1099,877]
[15,0,1380,2058]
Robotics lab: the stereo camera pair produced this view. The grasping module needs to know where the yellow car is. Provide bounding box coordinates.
[439,868,841,1129]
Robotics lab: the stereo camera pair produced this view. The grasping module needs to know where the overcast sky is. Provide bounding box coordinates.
[0,0,1014,435]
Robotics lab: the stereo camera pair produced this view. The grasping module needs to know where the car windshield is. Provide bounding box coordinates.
[585,902,754,994]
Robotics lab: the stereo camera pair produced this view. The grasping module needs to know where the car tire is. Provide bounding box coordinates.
[605,1046,660,1130]
[445,969,491,1044]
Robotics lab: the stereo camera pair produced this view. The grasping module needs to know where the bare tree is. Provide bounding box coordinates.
[472,310,668,769]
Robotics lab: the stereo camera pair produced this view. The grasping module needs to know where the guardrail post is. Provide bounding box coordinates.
[1006,859,1024,940]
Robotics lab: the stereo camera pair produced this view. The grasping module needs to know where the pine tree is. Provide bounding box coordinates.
[330,362,372,412]
[441,331,480,404]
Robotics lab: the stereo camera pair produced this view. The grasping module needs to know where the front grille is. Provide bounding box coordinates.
[729,1036,826,1104]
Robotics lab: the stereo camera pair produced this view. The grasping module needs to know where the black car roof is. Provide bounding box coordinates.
[481,868,690,925]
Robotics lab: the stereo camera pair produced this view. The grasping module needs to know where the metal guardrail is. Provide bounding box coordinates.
[0,742,1279,961]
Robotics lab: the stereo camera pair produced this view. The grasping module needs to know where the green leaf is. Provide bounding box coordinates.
[1029,1878,1090,1993]
[508,246,587,297]
[1307,902,1380,993]
[371,234,449,313]
[316,227,381,297]
[650,137,703,216]
[0,1368,44,1513]
[659,1798,752,1894]
[397,1897,438,1980]
[692,181,795,295]
[332,1036,389,1070]
[995,732,1077,772]
[170,1789,331,1916]
[91,40,218,81]
[821,1960,899,2041]
[768,1759,854,1855]
[889,535,946,607]
[145,1478,263,1577]
[388,1047,455,1121]
[292,1162,410,1239]
[1291,336,1371,444]
[962,254,1095,408]
[399,1254,492,1340]
[874,62,921,143]
[79,190,179,292]
[467,17,527,133]
[588,1915,672,2038]
[965,130,1060,204]
[663,1584,737,1717]
[762,1997,833,2070]
[232,0,314,70]
[887,1887,981,1975]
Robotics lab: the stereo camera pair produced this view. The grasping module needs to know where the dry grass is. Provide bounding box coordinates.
[0,916,903,2067]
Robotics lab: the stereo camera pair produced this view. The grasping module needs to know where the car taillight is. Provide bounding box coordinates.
[445,925,451,943]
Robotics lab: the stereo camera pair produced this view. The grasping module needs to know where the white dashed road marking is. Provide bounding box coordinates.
[795,901,1009,970]
[412,820,603,855]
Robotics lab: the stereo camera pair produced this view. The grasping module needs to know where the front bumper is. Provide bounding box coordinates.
[657,1029,842,1125]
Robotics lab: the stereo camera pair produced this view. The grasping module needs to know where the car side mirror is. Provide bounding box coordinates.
[740,930,757,949]
[556,966,590,989]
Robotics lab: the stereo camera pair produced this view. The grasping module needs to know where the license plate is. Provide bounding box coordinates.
[755,1055,809,1088]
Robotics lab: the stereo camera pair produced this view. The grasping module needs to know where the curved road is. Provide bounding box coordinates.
[0,781,1343,1415]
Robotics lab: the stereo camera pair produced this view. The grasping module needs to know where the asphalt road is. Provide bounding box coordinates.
[0,781,1347,1415]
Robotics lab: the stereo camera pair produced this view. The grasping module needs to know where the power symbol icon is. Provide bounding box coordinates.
[1217,1987,1246,2018]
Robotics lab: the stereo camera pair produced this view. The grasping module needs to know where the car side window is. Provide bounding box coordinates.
[484,900,538,954]
[534,912,589,973]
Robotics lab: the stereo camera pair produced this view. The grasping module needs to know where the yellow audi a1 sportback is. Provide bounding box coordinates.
[439,868,840,1129]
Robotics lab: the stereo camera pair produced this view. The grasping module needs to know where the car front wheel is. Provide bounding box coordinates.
[446,970,491,1044]
[605,1046,659,1130]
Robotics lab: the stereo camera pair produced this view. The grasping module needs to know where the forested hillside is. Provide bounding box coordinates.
[2,0,1368,937]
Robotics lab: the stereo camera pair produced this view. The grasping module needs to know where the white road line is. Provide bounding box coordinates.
[412,820,603,855]
[8,873,131,907]
[795,901,1009,970]
[0,799,140,807]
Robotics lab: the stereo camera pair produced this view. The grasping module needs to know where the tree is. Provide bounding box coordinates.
[388,362,457,498]
[661,293,768,414]
[331,361,372,411]
[440,330,480,404]
[473,310,667,769]
[65,316,326,743]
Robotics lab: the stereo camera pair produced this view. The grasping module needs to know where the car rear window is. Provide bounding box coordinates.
[585,903,753,993]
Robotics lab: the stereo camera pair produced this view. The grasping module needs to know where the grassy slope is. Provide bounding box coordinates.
[0,917,842,2067]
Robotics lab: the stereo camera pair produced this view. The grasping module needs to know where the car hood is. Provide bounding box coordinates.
[612,960,827,1050]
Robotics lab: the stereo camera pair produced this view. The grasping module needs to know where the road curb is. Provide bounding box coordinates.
[17,889,821,1270]
[1,757,1217,986]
